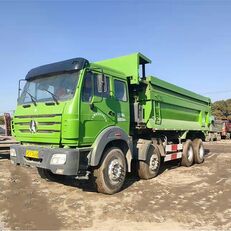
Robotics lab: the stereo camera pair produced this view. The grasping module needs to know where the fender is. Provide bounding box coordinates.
[136,139,152,161]
[89,126,133,172]
[136,139,164,161]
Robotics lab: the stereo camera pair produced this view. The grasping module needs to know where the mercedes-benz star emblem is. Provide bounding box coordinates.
[29,120,37,133]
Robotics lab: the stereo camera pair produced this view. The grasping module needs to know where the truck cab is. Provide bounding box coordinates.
[11,56,136,194]
[14,58,130,145]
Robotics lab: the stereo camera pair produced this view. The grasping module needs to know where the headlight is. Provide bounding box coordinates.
[10,148,16,157]
[50,154,66,165]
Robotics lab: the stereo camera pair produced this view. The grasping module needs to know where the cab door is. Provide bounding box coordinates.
[79,71,130,146]
[112,78,130,134]
[79,71,115,145]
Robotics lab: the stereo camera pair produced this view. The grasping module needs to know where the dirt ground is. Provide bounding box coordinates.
[0,141,231,230]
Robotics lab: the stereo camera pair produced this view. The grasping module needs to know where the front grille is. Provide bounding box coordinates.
[19,129,60,133]
[15,122,61,126]
[14,114,62,118]
[14,113,62,143]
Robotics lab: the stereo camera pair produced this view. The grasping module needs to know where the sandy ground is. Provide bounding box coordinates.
[0,141,231,230]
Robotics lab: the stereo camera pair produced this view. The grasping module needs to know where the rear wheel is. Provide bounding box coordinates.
[37,168,66,182]
[181,140,194,167]
[138,144,161,180]
[193,138,204,164]
[92,147,126,194]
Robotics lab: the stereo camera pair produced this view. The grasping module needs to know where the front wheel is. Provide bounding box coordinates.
[92,147,126,194]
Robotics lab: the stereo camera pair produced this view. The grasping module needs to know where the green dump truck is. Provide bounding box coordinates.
[10,53,211,194]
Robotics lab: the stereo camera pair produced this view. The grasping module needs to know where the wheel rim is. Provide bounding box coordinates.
[199,145,204,159]
[108,159,124,184]
[187,146,193,162]
[149,154,159,172]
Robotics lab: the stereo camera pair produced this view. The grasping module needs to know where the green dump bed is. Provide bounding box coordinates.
[139,76,211,131]
[95,52,211,132]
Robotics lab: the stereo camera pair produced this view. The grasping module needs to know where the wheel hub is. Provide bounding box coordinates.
[187,146,193,162]
[108,159,123,183]
[149,154,159,172]
[199,145,204,159]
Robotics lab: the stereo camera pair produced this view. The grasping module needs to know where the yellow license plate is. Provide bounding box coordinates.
[25,150,39,159]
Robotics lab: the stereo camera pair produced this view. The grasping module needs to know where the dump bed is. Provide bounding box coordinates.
[139,76,211,131]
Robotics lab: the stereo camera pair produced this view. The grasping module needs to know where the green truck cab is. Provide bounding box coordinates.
[10,53,211,194]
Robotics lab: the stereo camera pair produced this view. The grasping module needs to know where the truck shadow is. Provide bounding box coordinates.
[204,148,210,156]
[53,149,210,193]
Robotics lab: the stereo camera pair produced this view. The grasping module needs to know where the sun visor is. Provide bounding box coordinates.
[26,58,89,80]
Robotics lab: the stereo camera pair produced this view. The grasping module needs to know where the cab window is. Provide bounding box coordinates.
[82,72,93,102]
[114,79,127,101]
[94,74,110,98]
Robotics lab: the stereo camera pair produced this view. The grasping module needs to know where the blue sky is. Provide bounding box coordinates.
[0,0,231,113]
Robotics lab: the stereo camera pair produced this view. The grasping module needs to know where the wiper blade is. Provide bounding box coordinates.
[41,89,59,105]
[25,90,37,106]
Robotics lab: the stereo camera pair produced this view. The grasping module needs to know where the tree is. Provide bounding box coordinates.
[212,99,231,120]
[0,116,4,125]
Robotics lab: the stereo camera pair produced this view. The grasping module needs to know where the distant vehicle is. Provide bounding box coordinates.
[3,113,11,136]
[0,113,18,148]
[206,118,222,141]
[10,53,211,194]
[221,120,231,139]
[206,117,231,141]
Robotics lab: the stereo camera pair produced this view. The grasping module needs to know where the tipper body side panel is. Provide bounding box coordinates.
[137,76,211,131]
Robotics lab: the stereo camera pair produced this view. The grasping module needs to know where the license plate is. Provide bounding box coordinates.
[25,150,39,159]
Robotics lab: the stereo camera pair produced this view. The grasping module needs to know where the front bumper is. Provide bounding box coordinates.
[10,144,80,176]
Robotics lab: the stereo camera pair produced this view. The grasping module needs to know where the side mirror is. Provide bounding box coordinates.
[18,79,26,98]
[97,74,107,93]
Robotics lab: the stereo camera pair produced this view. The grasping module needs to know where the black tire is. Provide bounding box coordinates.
[92,147,126,195]
[181,140,194,167]
[192,138,204,164]
[138,144,161,180]
[37,167,66,182]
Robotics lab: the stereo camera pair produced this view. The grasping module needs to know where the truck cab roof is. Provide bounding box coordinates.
[26,58,89,80]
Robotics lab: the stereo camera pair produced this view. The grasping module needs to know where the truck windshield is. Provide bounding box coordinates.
[18,72,79,105]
